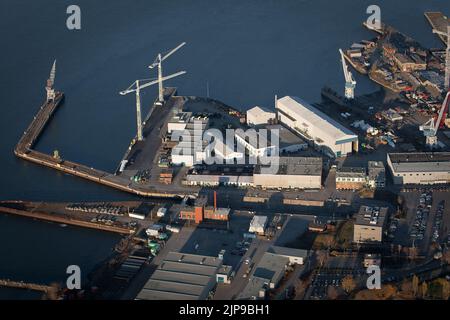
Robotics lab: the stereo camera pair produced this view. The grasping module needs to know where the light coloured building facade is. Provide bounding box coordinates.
[246,106,276,126]
[276,96,358,157]
[335,167,367,190]
[367,161,386,189]
[235,129,276,157]
[253,157,322,190]
[249,215,268,235]
[353,206,388,243]
[387,152,450,185]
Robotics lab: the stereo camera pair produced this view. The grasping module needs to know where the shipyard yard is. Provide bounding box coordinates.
[2,0,450,305]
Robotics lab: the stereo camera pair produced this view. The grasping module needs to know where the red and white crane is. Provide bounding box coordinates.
[420,91,450,148]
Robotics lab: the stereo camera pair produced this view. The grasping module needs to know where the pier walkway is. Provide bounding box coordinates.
[14,91,196,199]
[0,279,52,293]
[425,12,448,45]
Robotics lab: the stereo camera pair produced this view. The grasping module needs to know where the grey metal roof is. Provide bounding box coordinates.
[388,152,450,173]
[136,252,222,300]
[336,166,366,178]
[254,156,322,176]
[267,246,308,258]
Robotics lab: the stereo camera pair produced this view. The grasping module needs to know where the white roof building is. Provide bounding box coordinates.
[246,106,276,126]
[276,96,358,157]
[249,215,268,235]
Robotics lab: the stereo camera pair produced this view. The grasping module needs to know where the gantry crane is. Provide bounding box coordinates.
[149,42,186,105]
[46,60,56,101]
[120,71,186,141]
[339,49,357,99]
[420,91,450,148]
[432,25,450,91]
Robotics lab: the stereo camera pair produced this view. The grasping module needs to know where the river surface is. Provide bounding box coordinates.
[0,0,449,299]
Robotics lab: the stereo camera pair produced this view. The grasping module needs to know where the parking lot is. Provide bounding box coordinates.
[307,266,365,300]
[398,189,450,255]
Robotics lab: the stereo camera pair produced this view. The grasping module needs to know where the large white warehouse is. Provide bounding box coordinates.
[276,96,358,157]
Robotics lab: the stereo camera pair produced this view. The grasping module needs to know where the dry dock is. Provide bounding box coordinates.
[14,90,196,199]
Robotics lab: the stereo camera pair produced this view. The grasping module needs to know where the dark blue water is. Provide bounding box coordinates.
[1,0,449,299]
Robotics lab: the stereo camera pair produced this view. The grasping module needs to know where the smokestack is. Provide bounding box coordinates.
[214,191,217,212]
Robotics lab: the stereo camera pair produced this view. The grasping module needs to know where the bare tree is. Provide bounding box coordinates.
[341,275,356,294]
[316,250,327,268]
[443,250,450,265]
[421,281,428,299]
[327,286,339,300]
[441,280,450,300]
[412,275,419,297]
[408,246,418,261]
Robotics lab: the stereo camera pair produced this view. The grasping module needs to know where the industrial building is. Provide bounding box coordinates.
[179,195,230,224]
[363,254,382,268]
[184,164,254,187]
[212,136,244,163]
[235,130,276,157]
[238,252,289,300]
[367,161,386,189]
[246,106,276,126]
[276,96,358,157]
[249,215,268,235]
[169,112,209,167]
[387,152,450,185]
[136,252,223,300]
[335,167,367,190]
[393,52,427,72]
[353,206,388,243]
[267,246,308,265]
[238,247,305,300]
[185,174,253,187]
[253,157,322,190]
[265,124,308,154]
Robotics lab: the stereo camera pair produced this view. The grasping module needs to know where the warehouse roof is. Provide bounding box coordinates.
[336,166,366,178]
[237,276,269,300]
[136,252,222,300]
[250,215,268,230]
[277,96,357,143]
[253,252,289,282]
[267,246,309,258]
[186,174,254,185]
[265,124,308,148]
[368,161,385,180]
[388,152,450,173]
[254,157,322,176]
[247,106,275,118]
